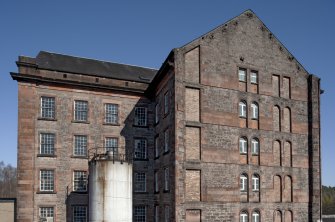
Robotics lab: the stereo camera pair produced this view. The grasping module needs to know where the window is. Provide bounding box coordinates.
[252,211,260,222]
[134,139,147,159]
[164,91,169,115]
[74,100,88,122]
[134,172,146,192]
[154,171,159,192]
[155,205,159,222]
[239,68,247,82]
[239,101,247,118]
[165,206,170,222]
[134,206,146,222]
[251,138,259,155]
[40,170,54,192]
[73,205,87,222]
[164,168,169,191]
[155,103,159,124]
[39,207,54,222]
[74,135,87,157]
[250,71,258,84]
[105,137,118,154]
[40,133,55,155]
[240,211,249,222]
[134,107,147,126]
[239,137,248,154]
[240,174,248,192]
[155,136,159,158]
[252,174,260,191]
[73,171,87,192]
[164,129,169,152]
[251,102,259,119]
[41,97,55,119]
[105,103,118,124]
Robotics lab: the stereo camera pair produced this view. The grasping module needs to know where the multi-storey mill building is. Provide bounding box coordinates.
[11,10,321,222]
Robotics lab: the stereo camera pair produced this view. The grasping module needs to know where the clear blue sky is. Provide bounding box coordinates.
[0,1,334,186]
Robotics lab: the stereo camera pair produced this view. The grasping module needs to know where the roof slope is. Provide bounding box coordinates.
[36,51,158,83]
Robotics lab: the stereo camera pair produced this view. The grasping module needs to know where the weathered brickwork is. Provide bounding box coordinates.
[12,10,320,222]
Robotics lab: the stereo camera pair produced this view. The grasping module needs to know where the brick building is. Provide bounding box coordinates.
[11,10,321,222]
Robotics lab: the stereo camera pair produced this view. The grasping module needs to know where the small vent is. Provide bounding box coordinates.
[63,74,67,78]
[95,78,99,83]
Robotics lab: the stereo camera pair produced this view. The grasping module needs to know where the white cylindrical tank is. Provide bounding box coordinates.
[89,159,132,222]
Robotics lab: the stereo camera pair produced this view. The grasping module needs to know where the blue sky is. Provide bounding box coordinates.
[0,1,334,186]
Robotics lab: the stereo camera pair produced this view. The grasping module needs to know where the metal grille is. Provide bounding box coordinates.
[41,97,55,119]
[134,172,146,192]
[40,170,54,191]
[134,107,147,126]
[74,135,87,156]
[74,100,88,121]
[40,133,55,155]
[134,206,146,222]
[105,103,118,124]
[105,137,118,154]
[73,171,87,192]
[134,139,147,159]
[73,205,87,222]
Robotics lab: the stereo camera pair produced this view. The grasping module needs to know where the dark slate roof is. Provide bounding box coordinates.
[36,51,158,83]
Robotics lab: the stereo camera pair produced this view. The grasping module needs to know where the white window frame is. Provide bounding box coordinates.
[74,100,88,122]
[251,103,259,119]
[239,101,247,118]
[164,205,170,222]
[252,175,260,191]
[251,138,259,155]
[105,103,118,124]
[72,205,87,222]
[164,91,169,115]
[240,174,248,192]
[134,139,147,159]
[154,171,159,192]
[240,211,249,222]
[40,133,55,155]
[73,171,87,192]
[39,207,54,222]
[239,137,247,154]
[41,96,55,119]
[134,107,147,126]
[40,170,54,192]
[164,129,169,153]
[239,68,247,82]
[252,211,260,222]
[134,172,146,192]
[164,168,169,191]
[250,71,258,84]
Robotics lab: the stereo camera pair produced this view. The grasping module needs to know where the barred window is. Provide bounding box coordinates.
[164,91,169,115]
[74,100,88,122]
[105,103,118,124]
[164,168,169,191]
[41,97,55,119]
[250,71,258,84]
[239,68,247,82]
[240,174,248,192]
[39,207,54,221]
[73,205,87,222]
[239,137,248,154]
[252,174,260,191]
[40,133,55,155]
[74,135,87,157]
[40,170,54,192]
[105,137,118,154]
[134,107,147,126]
[164,206,170,222]
[251,138,259,155]
[134,206,146,222]
[164,129,169,152]
[134,172,146,192]
[134,139,147,159]
[73,171,87,192]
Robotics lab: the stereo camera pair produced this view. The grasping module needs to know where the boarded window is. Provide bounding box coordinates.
[185,170,201,201]
[283,107,291,132]
[273,106,281,131]
[185,47,200,83]
[185,127,200,160]
[186,209,201,222]
[274,210,282,222]
[273,140,281,166]
[274,176,282,202]
[272,75,280,97]
[283,176,292,202]
[283,141,292,167]
[284,210,293,222]
[185,88,200,122]
[282,77,291,99]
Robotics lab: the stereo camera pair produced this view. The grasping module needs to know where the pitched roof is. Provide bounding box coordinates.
[36,51,158,83]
